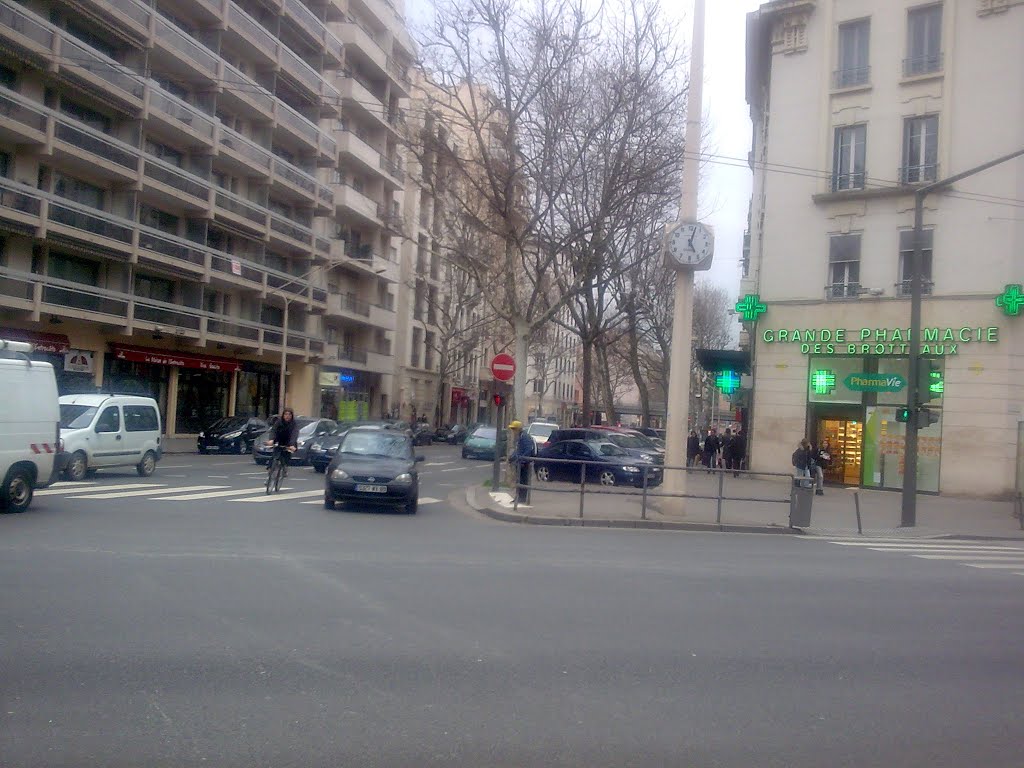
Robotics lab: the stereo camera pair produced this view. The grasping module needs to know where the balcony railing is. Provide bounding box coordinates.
[155,15,219,78]
[222,60,276,115]
[55,118,139,171]
[903,52,943,78]
[339,345,369,364]
[832,66,870,89]
[896,279,934,297]
[215,189,268,227]
[148,85,217,143]
[826,282,861,300]
[144,158,210,203]
[830,171,865,193]
[227,2,278,64]
[219,124,274,174]
[380,155,405,181]
[272,157,318,195]
[344,293,371,316]
[899,163,939,185]
[269,212,314,246]
[0,88,47,138]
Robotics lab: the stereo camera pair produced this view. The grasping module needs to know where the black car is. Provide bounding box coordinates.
[534,439,662,488]
[197,416,269,455]
[308,422,360,473]
[433,424,453,442]
[252,417,336,466]
[548,428,663,464]
[411,422,434,446]
[324,426,424,513]
[446,424,470,445]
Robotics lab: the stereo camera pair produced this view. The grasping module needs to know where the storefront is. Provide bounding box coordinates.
[0,327,95,394]
[108,344,241,435]
[320,368,374,421]
[748,298,1016,497]
[236,363,279,420]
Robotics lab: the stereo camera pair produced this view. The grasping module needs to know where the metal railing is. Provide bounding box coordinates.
[899,163,939,185]
[219,123,274,173]
[832,66,870,89]
[155,16,219,77]
[149,86,216,141]
[144,158,209,201]
[903,52,943,77]
[826,282,861,299]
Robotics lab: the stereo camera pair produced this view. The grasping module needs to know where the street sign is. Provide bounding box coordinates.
[490,353,516,382]
[844,373,906,393]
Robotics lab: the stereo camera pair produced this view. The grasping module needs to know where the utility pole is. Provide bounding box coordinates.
[661,0,708,511]
[901,147,1024,526]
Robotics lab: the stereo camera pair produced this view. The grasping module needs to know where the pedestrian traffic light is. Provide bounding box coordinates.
[493,393,504,407]
[917,358,942,404]
[896,407,911,423]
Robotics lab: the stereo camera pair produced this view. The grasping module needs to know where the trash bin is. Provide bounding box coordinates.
[790,476,814,528]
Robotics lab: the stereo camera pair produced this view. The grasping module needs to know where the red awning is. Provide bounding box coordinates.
[110,344,242,373]
[0,328,71,354]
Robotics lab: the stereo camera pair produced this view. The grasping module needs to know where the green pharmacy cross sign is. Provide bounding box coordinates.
[996,284,1024,317]
[735,294,767,323]
[811,369,836,395]
[715,370,741,395]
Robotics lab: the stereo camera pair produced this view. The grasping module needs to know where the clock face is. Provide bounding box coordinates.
[664,222,714,269]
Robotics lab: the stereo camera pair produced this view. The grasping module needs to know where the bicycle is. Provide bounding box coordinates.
[265,443,294,495]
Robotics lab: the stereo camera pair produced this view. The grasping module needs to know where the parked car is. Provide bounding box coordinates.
[0,340,63,512]
[534,439,662,488]
[548,427,663,464]
[526,421,559,450]
[59,394,162,481]
[446,424,470,445]
[324,426,424,514]
[308,422,361,473]
[637,427,666,441]
[252,417,335,466]
[197,416,269,455]
[411,422,434,446]
[461,426,506,461]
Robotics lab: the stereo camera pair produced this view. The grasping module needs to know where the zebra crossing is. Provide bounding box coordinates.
[806,537,1024,575]
[39,481,442,507]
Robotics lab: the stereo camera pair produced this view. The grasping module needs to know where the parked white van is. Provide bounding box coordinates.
[0,340,62,512]
[59,394,163,481]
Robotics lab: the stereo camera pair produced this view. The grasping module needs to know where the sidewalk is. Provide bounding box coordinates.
[162,437,197,454]
[466,471,1024,539]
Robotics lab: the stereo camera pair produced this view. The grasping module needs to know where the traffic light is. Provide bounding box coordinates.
[493,393,505,407]
[916,407,940,429]
[917,358,942,404]
[896,407,911,423]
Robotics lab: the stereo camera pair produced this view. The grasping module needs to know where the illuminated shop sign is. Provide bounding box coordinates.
[761,326,999,356]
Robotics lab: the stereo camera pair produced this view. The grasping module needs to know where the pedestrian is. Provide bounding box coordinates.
[703,428,720,473]
[813,438,832,496]
[791,438,812,487]
[721,428,735,474]
[686,429,701,468]
[732,428,746,477]
[508,420,535,504]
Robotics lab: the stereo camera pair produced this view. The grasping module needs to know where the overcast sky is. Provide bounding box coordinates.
[404,0,763,300]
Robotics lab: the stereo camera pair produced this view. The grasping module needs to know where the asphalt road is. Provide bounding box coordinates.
[2,444,1023,767]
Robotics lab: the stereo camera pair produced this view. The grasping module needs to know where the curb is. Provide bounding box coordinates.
[464,487,800,535]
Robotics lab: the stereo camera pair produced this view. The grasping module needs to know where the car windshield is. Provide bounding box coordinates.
[295,419,318,436]
[59,404,97,430]
[329,422,357,436]
[589,441,628,457]
[340,431,412,459]
[607,433,650,450]
[209,417,246,431]
[472,427,497,439]
[528,423,557,438]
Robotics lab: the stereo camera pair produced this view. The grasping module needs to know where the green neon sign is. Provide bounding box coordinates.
[996,284,1024,317]
[735,294,767,322]
[715,370,741,395]
[762,325,999,356]
[811,369,836,395]
[844,373,906,393]
[929,370,944,395]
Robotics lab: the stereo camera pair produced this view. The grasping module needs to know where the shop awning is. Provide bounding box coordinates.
[0,328,71,354]
[695,349,751,375]
[110,344,242,373]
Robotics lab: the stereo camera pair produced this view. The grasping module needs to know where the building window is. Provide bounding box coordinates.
[828,234,861,298]
[135,274,175,303]
[832,125,866,191]
[140,205,179,234]
[897,229,934,296]
[48,252,100,285]
[60,98,110,133]
[411,327,422,368]
[424,332,435,370]
[533,378,543,394]
[902,116,938,184]
[145,138,183,167]
[54,172,104,209]
[835,19,870,88]
[905,4,942,76]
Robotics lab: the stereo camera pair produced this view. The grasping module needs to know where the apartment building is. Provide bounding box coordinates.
[743,0,1024,496]
[0,0,412,433]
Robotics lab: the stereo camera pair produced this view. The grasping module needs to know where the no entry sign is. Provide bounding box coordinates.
[490,353,516,382]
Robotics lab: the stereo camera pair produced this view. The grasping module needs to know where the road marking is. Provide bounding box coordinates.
[36,483,162,496]
[441,467,467,472]
[424,462,453,467]
[964,563,1024,570]
[207,475,230,478]
[71,485,224,500]
[240,472,267,476]
[851,546,1024,554]
[299,496,443,506]
[151,487,290,501]
[47,481,98,488]
[828,541,1024,551]
[911,554,1024,561]
[236,489,324,503]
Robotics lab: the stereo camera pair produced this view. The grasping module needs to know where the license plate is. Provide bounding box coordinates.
[355,484,388,493]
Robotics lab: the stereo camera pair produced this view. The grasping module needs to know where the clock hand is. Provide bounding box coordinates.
[687,229,695,250]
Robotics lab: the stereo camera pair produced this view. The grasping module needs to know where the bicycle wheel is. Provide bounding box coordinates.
[265,456,277,495]
[273,459,285,493]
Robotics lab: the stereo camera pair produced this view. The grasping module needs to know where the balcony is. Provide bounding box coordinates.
[335,183,381,224]
[53,114,140,183]
[385,57,412,96]
[327,290,372,321]
[279,45,342,114]
[832,66,870,90]
[899,164,939,185]
[153,15,220,83]
[226,2,279,69]
[368,302,396,331]
[268,211,316,252]
[826,282,861,300]
[274,99,336,164]
[221,61,276,121]
[217,123,274,178]
[214,189,268,234]
[270,156,322,207]
[896,279,933,297]
[337,126,385,173]
[0,88,47,146]
[143,158,212,209]
[377,202,403,234]
[903,52,943,79]
[337,21,388,76]
[338,73,386,124]
[62,0,152,45]
[380,154,405,184]
[146,85,217,148]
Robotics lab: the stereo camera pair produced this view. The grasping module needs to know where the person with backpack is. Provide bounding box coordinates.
[792,439,812,487]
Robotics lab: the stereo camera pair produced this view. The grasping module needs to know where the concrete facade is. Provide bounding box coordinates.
[744,0,1024,497]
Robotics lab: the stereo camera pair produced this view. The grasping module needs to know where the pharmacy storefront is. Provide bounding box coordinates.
[747,295,1020,498]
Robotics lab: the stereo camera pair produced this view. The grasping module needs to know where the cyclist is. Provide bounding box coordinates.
[266,407,298,476]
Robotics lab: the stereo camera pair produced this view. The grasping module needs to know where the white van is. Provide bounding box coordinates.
[59,394,163,481]
[0,340,61,512]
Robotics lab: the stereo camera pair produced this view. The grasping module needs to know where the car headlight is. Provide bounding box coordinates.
[622,466,640,473]
[330,468,350,481]
[638,454,653,462]
[297,438,307,447]
[222,430,243,440]
[392,472,413,484]
[310,443,321,452]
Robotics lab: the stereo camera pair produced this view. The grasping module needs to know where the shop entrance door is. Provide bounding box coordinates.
[817,418,863,486]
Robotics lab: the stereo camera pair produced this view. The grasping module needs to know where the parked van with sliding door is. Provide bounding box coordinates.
[0,340,61,512]
[59,394,162,480]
